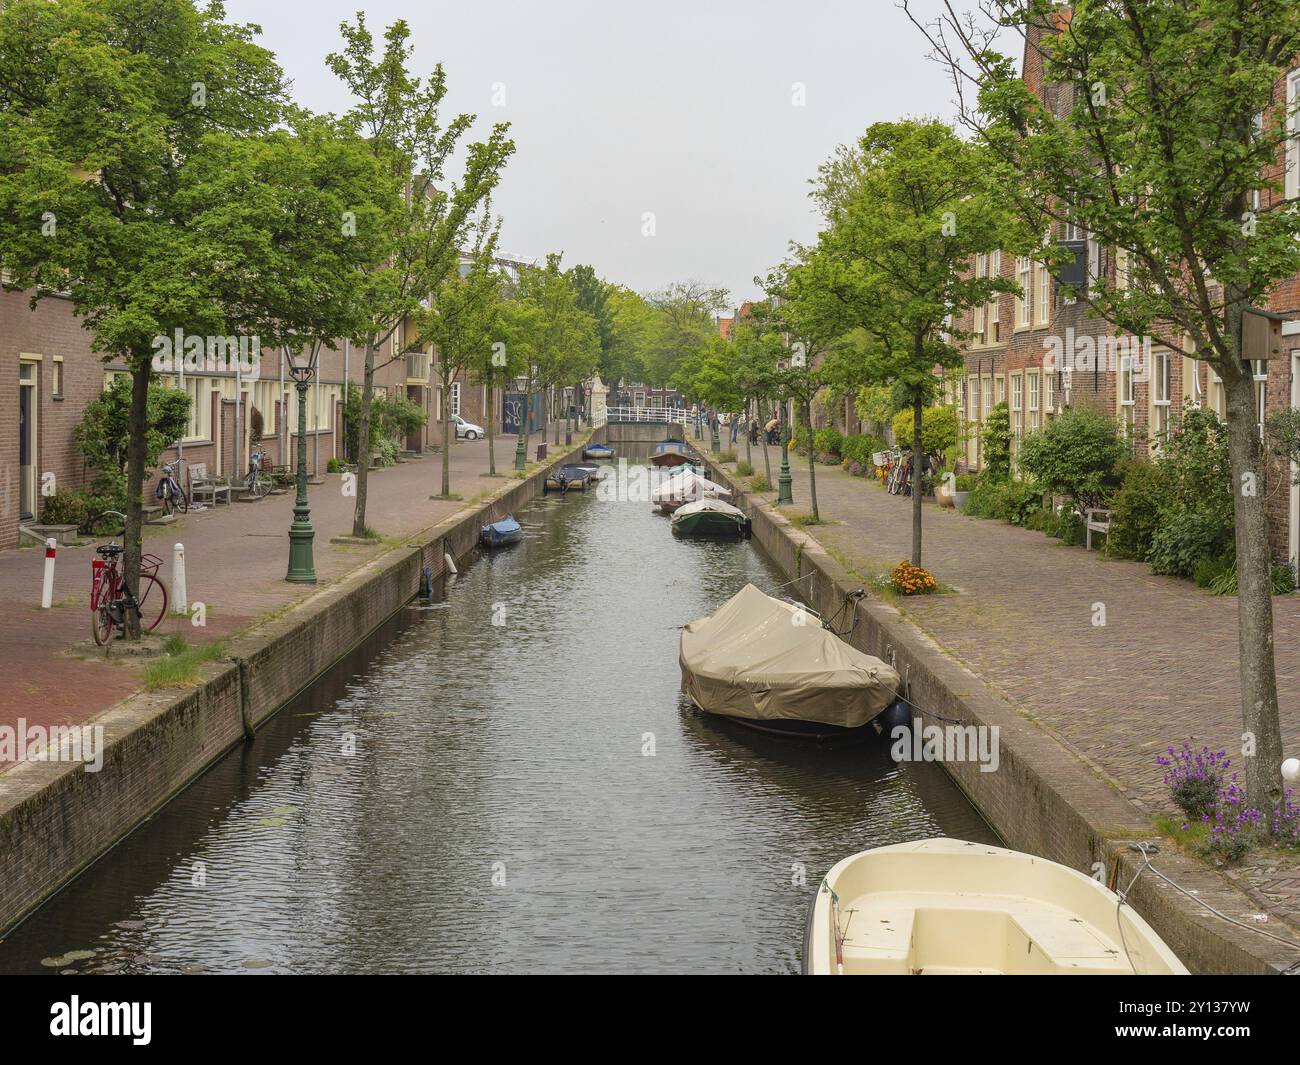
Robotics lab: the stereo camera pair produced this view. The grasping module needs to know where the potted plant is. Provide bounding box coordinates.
[951,472,976,510]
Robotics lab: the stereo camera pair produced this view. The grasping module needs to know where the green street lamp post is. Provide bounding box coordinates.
[514,387,528,472]
[710,416,721,454]
[285,347,319,583]
[777,412,794,506]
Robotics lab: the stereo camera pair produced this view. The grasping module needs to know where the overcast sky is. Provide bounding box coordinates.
[224,0,963,311]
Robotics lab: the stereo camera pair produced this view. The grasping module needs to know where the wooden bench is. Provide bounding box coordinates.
[1084,507,1111,550]
[188,462,233,506]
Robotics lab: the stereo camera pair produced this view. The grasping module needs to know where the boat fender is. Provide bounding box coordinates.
[444,552,458,576]
[879,697,912,744]
[419,565,434,599]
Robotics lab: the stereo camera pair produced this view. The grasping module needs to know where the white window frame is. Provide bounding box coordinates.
[1036,258,1051,325]
[1028,371,1040,431]
[1016,256,1031,327]
[1287,69,1300,200]
[1044,371,1055,418]
[1151,350,1171,443]
[1010,373,1024,444]
[1254,359,1268,440]
[1120,354,1137,438]
[450,380,461,418]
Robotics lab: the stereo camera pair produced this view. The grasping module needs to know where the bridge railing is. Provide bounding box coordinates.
[604,405,691,425]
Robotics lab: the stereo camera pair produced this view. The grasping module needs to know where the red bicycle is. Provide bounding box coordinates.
[90,512,168,646]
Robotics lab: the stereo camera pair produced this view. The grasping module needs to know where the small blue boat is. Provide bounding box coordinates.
[583,443,615,460]
[480,515,523,548]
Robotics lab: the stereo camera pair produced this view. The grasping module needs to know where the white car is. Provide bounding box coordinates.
[453,414,484,440]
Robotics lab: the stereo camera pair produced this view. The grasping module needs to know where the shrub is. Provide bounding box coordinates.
[716,450,737,464]
[1206,561,1296,597]
[953,473,978,492]
[890,405,959,457]
[854,385,893,433]
[840,433,887,469]
[1157,741,1228,821]
[964,476,1044,525]
[812,427,843,457]
[1015,406,1126,517]
[792,425,812,454]
[889,560,938,596]
[326,457,345,474]
[1144,407,1233,578]
[40,489,88,528]
[979,403,1012,480]
[1107,459,1163,560]
[735,459,754,477]
[750,473,772,492]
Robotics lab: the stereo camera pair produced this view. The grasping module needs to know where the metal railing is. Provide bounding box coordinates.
[604,405,691,425]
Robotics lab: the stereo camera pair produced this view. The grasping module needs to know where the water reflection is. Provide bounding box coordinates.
[0,458,997,975]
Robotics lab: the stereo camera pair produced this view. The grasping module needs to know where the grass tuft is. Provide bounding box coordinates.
[141,639,227,690]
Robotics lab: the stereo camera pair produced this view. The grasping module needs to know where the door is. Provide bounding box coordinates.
[19,360,36,521]
[1291,352,1300,573]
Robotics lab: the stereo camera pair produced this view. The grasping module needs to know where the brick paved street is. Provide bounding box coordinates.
[725,441,1300,927]
[0,431,552,743]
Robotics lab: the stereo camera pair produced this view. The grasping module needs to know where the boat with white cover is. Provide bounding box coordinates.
[651,469,731,513]
[806,838,1189,975]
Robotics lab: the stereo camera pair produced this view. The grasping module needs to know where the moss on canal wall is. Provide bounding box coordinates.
[0,434,602,937]
[699,454,1300,976]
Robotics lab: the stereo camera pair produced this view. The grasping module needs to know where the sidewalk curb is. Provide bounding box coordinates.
[702,455,1300,976]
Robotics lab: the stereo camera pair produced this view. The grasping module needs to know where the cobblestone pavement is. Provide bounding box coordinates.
[0,432,553,750]
[731,443,1300,927]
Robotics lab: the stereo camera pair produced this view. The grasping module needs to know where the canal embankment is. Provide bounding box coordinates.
[0,432,603,936]
[698,446,1300,975]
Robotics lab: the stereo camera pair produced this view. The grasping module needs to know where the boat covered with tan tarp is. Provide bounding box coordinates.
[679,584,900,733]
[651,469,731,511]
[806,838,1189,975]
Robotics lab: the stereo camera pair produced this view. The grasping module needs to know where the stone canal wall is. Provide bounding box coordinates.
[0,436,601,936]
[699,452,1300,976]
[602,420,683,444]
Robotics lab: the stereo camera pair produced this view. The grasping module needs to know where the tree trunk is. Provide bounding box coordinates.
[487,377,496,476]
[911,394,924,567]
[745,397,753,466]
[1223,358,1284,816]
[440,372,452,497]
[761,408,772,482]
[350,338,376,538]
[123,359,150,639]
[553,386,561,445]
[804,397,819,522]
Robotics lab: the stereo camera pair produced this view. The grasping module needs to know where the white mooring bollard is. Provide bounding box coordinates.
[41,538,56,609]
[172,542,188,615]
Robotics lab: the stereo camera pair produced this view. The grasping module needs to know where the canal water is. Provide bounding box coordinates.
[0,452,997,975]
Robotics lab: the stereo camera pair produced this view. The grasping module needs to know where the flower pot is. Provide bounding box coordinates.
[952,490,970,510]
[937,484,955,508]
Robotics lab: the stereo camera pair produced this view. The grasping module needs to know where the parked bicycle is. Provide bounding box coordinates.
[244,448,269,500]
[155,461,188,516]
[89,511,168,647]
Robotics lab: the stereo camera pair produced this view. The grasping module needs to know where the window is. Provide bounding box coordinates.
[995,374,1005,405]
[52,357,64,398]
[1208,366,1227,418]
[450,380,461,418]
[1036,258,1051,325]
[1287,69,1300,200]
[988,251,1001,340]
[184,377,211,441]
[1119,354,1136,439]
[1044,371,1055,419]
[981,376,993,422]
[1151,350,1170,443]
[953,375,964,418]
[406,351,430,382]
[1028,371,1040,432]
[973,255,986,343]
[1115,247,1130,291]
[1010,373,1023,445]
[1253,359,1268,440]
[1016,256,1031,327]
[967,375,979,422]
[1086,236,1101,293]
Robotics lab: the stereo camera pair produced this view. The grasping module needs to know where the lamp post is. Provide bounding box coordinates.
[514,383,528,472]
[777,407,794,506]
[285,346,319,583]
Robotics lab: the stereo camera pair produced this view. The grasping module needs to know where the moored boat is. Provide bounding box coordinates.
[680,584,900,737]
[670,498,750,538]
[480,515,523,548]
[544,465,600,493]
[651,469,731,513]
[649,440,692,467]
[582,443,615,460]
[806,838,1189,975]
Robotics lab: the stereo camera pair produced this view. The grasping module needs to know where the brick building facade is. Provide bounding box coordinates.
[942,19,1300,570]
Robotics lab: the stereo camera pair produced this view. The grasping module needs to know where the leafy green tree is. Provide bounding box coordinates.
[0,0,287,635]
[328,13,514,536]
[909,0,1300,811]
[1016,406,1126,518]
[414,210,505,496]
[645,280,730,405]
[806,119,1020,562]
